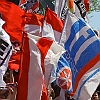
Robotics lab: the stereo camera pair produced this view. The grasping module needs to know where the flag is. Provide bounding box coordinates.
[24,13,44,36]
[20,0,39,13]
[0,0,25,43]
[8,40,21,70]
[0,0,26,71]
[84,0,90,12]
[19,0,27,5]
[0,18,12,86]
[56,12,100,100]
[54,0,64,17]
[16,33,65,100]
[74,0,86,19]
[42,7,64,42]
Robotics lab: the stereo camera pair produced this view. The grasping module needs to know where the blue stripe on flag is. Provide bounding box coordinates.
[76,68,100,100]
[64,19,87,50]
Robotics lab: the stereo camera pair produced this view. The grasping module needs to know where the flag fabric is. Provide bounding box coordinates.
[8,40,21,70]
[0,18,12,86]
[24,13,44,36]
[55,12,100,100]
[19,0,27,5]
[0,0,25,43]
[74,0,86,19]
[16,33,65,100]
[84,0,90,12]
[0,0,26,71]
[54,0,64,17]
[20,0,39,13]
[16,32,45,100]
[42,7,64,42]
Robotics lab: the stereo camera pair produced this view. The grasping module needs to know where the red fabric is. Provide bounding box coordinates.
[25,13,44,26]
[36,37,53,100]
[45,7,64,33]
[31,1,39,11]
[8,52,21,70]
[84,0,90,12]
[16,32,30,100]
[0,0,25,43]
[36,37,53,74]
[19,0,27,5]
[41,83,48,100]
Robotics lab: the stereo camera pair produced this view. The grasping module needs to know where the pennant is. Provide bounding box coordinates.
[24,13,44,36]
[56,12,100,100]
[0,18,12,86]
[42,7,64,42]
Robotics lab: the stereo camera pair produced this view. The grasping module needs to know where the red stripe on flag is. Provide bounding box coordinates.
[16,32,30,100]
[36,37,53,74]
[32,1,39,11]
[70,53,100,96]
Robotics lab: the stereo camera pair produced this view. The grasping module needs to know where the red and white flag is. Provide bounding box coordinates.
[16,32,65,100]
[0,0,26,71]
[42,7,64,42]
[24,13,44,36]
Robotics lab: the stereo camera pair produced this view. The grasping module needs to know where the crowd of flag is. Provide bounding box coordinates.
[0,0,100,100]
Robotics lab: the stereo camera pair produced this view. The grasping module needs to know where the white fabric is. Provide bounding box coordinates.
[0,19,12,87]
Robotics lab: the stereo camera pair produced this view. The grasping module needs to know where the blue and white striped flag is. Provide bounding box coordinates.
[54,12,100,100]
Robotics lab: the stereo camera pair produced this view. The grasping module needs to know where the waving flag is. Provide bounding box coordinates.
[54,0,65,17]
[24,13,44,36]
[56,12,100,100]
[74,0,86,19]
[16,33,65,100]
[0,18,12,86]
[42,7,64,42]
[0,0,25,43]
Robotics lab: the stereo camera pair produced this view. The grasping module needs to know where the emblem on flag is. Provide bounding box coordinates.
[57,67,72,90]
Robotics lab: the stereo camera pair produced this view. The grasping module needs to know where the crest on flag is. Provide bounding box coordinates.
[56,51,73,92]
[57,67,72,90]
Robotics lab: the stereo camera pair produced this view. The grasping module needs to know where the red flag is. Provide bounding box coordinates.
[0,0,25,43]
[0,0,26,71]
[24,13,44,36]
[42,7,64,42]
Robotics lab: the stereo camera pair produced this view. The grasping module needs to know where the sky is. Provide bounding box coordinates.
[88,12,100,31]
